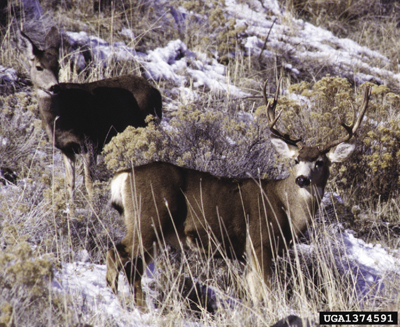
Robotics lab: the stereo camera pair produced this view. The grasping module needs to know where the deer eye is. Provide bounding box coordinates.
[36,66,44,71]
[315,160,324,168]
[294,159,299,165]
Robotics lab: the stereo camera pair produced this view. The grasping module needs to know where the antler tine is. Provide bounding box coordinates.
[264,78,302,146]
[320,86,371,153]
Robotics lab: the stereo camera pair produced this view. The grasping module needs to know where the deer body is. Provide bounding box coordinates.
[106,82,370,307]
[37,80,158,155]
[111,161,322,256]
[18,27,162,200]
[106,141,356,306]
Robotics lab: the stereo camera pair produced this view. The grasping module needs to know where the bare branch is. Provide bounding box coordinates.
[258,18,277,61]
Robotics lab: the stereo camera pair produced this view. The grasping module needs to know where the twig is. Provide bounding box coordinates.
[258,18,277,61]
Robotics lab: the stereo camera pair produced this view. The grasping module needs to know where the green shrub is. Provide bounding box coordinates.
[104,101,277,179]
[0,242,55,326]
[0,92,43,175]
[341,85,400,206]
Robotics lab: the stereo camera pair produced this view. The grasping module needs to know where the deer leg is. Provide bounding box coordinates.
[124,252,151,309]
[106,242,150,308]
[106,243,131,294]
[245,239,273,302]
[62,152,76,201]
[83,151,96,200]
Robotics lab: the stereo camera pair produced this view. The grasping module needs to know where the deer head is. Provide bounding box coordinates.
[266,80,370,194]
[18,27,61,96]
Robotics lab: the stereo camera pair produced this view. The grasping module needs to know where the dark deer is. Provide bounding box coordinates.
[106,83,370,307]
[17,27,162,200]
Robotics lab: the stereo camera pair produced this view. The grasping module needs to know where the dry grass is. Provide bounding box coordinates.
[286,0,400,73]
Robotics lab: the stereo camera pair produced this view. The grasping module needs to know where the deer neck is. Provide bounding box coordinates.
[36,91,60,140]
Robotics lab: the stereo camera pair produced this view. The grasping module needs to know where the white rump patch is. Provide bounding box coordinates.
[110,172,129,208]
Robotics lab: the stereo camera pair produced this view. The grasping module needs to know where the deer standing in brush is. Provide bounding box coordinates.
[18,27,162,200]
[106,83,370,307]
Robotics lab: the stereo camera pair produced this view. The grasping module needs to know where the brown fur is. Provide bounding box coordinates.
[298,146,321,161]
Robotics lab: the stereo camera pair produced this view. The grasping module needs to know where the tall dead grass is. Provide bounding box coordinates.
[286,0,400,76]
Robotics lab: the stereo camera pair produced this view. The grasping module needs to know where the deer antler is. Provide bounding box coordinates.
[264,78,302,146]
[319,86,371,153]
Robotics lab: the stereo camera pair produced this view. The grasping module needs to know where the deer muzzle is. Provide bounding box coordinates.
[296,176,310,188]
[49,84,61,94]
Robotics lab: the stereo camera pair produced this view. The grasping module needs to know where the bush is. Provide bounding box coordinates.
[341,85,400,206]
[104,99,277,179]
[0,242,56,326]
[0,92,43,176]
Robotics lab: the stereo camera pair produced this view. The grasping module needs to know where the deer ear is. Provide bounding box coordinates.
[17,31,38,60]
[326,143,355,163]
[271,138,299,159]
[45,26,60,49]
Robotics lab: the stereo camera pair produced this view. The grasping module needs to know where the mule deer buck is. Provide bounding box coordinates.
[106,83,370,307]
[17,27,162,200]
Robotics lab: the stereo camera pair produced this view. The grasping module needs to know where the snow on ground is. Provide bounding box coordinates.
[0,66,18,85]
[53,232,400,325]
[52,261,211,326]
[61,0,399,110]
[341,230,399,297]
[52,193,400,326]
[53,262,147,325]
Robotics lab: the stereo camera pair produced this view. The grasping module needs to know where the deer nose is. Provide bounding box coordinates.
[49,84,61,94]
[296,176,310,188]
